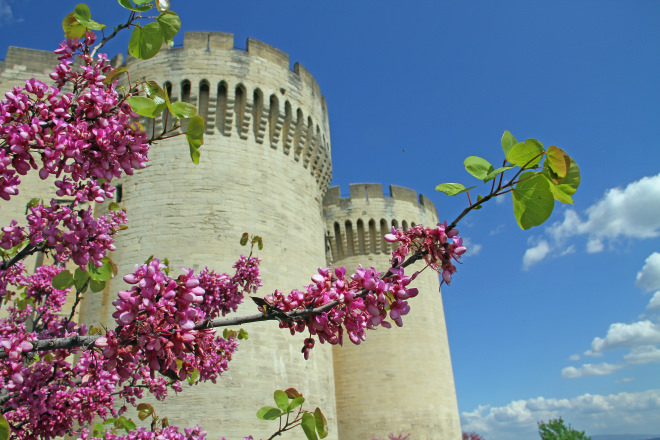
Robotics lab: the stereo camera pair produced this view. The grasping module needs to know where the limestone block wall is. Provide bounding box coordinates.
[323,184,462,440]
[81,32,337,440]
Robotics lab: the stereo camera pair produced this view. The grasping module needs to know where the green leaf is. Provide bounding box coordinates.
[274,390,289,412]
[506,139,544,169]
[137,403,154,421]
[186,115,205,164]
[62,12,87,39]
[0,413,10,440]
[256,406,282,421]
[240,232,249,246]
[73,4,91,24]
[117,417,136,433]
[435,183,476,196]
[187,368,200,385]
[127,96,165,119]
[73,4,105,30]
[548,182,574,204]
[464,156,494,181]
[103,67,128,85]
[501,130,518,157]
[473,194,484,210]
[74,268,90,291]
[27,198,42,209]
[133,0,151,4]
[157,11,181,42]
[301,412,318,440]
[52,270,74,289]
[88,258,114,282]
[556,156,580,196]
[128,22,163,60]
[170,101,198,119]
[546,145,570,179]
[257,236,263,251]
[143,81,169,108]
[90,279,106,293]
[285,388,302,399]
[238,328,249,340]
[512,172,555,230]
[482,165,516,182]
[313,408,328,439]
[117,0,152,12]
[287,396,305,412]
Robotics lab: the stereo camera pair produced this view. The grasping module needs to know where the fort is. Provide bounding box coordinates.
[0,32,462,440]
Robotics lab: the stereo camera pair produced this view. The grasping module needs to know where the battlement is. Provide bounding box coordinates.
[125,31,332,192]
[323,183,437,213]
[322,184,439,261]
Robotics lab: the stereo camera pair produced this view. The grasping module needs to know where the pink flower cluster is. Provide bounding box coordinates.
[97,255,261,384]
[385,222,466,285]
[78,426,254,440]
[0,32,148,205]
[1,202,127,269]
[261,222,466,358]
[264,264,418,359]
[197,254,262,319]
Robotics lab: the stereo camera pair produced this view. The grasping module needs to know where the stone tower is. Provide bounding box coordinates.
[0,31,462,439]
[323,184,462,439]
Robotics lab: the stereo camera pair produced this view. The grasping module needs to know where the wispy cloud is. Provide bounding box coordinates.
[0,0,22,26]
[637,253,660,292]
[461,389,660,440]
[560,254,660,378]
[522,239,550,270]
[523,173,660,268]
[561,362,623,379]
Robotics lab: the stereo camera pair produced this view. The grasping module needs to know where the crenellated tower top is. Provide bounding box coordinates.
[124,31,332,192]
[322,183,439,263]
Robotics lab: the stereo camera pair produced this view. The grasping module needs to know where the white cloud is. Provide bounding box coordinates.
[0,0,16,25]
[522,240,550,270]
[523,173,660,268]
[614,377,635,384]
[637,253,660,292]
[561,362,622,379]
[624,345,660,365]
[462,237,482,256]
[647,291,660,312]
[460,389,660,440]
[590,320,660,353]
[569,354,580,361]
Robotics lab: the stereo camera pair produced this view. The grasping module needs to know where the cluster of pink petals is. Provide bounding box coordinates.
[385,221,466,285]
[98,255,260,385]
[78,425,254,440]
[263,264,418,359]
[1,202,127,268]
[261,222,466,358]
[0,32,148,206]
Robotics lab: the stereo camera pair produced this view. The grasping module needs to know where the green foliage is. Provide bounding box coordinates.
[222,328,249,340]
[436,130,581,230]
[52,270,74,290]
[435,183,476,196]
[128,22,163,60]
[256,388,328,440]
[186,115,205,164]
[91,416,136,439]
[0,414,9,440]
[538,418,590,440]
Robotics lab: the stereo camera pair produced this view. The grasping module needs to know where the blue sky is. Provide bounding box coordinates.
[2,1,660,439]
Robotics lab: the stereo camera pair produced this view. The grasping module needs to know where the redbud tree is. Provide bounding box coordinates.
[0,2,581,440]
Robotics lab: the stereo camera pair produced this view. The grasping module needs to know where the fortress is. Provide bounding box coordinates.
[0,32,461,439]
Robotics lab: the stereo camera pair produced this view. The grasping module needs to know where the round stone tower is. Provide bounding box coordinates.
[80,32,337,439]
[323,183,462,440]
